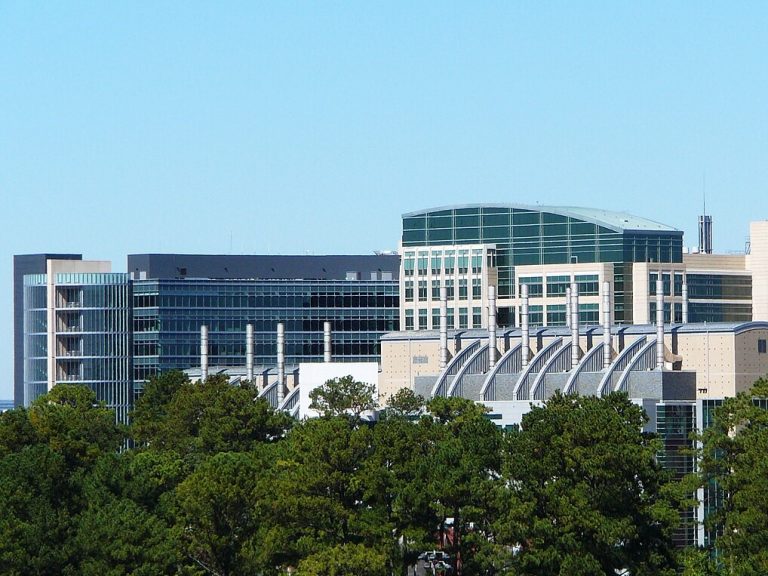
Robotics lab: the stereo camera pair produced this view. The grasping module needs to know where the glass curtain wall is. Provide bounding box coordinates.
[403,206,683,324]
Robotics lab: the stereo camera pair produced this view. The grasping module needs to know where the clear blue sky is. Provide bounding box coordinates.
[2,2,767,399]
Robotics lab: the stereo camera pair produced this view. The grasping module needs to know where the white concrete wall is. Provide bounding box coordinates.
[298,362,379,419]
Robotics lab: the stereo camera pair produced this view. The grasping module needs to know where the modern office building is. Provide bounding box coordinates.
[399,205,768,332]
[13,253,83,407]
[128,254,399,392]
[14,253,400,415]
[21,259,133,422]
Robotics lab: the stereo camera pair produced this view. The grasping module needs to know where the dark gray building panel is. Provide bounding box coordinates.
[13,254,81,407]
[127,254,400,281]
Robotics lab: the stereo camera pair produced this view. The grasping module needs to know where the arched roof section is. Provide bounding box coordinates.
[402,203,678,234]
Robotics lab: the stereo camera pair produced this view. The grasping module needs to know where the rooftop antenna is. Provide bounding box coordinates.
[698,172,713,254]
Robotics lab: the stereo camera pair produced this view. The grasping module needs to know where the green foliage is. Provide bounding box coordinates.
[0,385,125,574]
[699,378,768,575]
[0,377,693,575]
[384,388,425,418]
[133,373,293,454]
[309,375,377,420]
[296,543,388,576]
[29,384,124,464]
[497,392,680,576]
[175,451,267,576]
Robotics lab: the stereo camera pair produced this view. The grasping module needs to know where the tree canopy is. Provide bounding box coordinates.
[0,376,710,575]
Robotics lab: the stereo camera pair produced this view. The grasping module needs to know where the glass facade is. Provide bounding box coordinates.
[656,402,697,548]
[132,278,399,389]
[684,273,752,323]
[23,273,133,424]
[402,206,683,324]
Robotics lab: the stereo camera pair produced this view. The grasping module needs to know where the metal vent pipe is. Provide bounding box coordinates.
[521,284,530,369]
[656,279,664,370]
[682,282,689,324]
[200,325,209,381]
[488,285,497,368]
[571,283,580,366]
[439,287,448,369]
[323,321,332,363]
[277,322,285,405]
[565,286,571,328]
[246,324,254,383]
[602,281,611,369]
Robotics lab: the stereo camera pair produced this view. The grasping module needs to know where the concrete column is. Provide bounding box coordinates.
[200,325,209,381]
[565,286,571,328]
[602,281,611,369]
[656,279,664,370]
[571,283,580,366]
[323,321,332,363]
[277,322,285,405]
[682,282,689,324]
[521,284,530,369]
[246,323,254,383]
[488,285,497,368]
[439,287,448,369]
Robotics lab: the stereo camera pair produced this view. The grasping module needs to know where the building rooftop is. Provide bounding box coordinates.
[381,321,768,341]
[127,253,401,281]
[403,203,680,234]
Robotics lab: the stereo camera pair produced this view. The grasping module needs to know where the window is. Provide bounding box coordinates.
[674,272,684,296]
[447,307,455,328]
[649,272,658,295]
[529,305,543,327]
[458,250,469,274]
[649,302,672,323]
[473,306,482,328]
[546,304,567,327]
[759,339,767,354]
[418,280,427,300]
[459,307,468,329]
[459,279,468,299]
[405,310,414,330]
[405,281,414,302]
[579,303,600,324]
[417,252,428,276]
[575,274,599,296]
[418,309,428,330]
[472,278,482,299]
[404,253,415,276]
[471,250,483,274]
[431,252,442,275]
[674,302,682,324]
[432,308,440,329]
[445,279,454,299]
[519,276,543,298]
[432,279,441,299]
[546,275,570,297]
[444,251,455,274]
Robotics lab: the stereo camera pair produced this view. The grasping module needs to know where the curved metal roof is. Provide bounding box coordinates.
[402,203,679,234]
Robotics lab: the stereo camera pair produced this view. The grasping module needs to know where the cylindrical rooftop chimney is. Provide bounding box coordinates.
[602,281,611,370]
[571,283,580,366]
[323,321,332,363]
[682,282,689,324]
[246,323,254,383]
[488,285,497,369]
[439,287,448,369]
[521,283,530,370]
[277,322,285,405]
[200,325,209,382]
[565,286,571,328]
[656,279,664,370]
